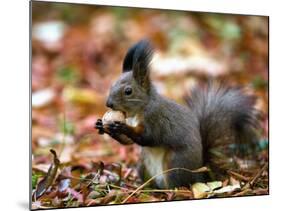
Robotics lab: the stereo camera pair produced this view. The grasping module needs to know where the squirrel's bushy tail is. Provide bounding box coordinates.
[187,83,260,172]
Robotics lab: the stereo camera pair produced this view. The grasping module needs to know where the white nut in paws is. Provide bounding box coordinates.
[102,110,125,125]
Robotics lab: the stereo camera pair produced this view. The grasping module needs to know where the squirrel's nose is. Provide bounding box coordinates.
[106,98,114,109]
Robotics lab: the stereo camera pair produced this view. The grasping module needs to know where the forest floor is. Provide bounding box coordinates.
[31,2,268,209]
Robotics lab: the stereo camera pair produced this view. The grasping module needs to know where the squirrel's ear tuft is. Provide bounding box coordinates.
[122,40,154,88]
[122,39,154,74]
[122,43,137,72]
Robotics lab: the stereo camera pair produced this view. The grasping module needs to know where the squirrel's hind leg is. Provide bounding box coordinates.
[166,150,206,188]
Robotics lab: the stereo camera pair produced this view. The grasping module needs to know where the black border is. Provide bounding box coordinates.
[29,0,270,210]
[29,1,33,210]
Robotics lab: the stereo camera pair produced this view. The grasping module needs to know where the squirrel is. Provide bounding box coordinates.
[95,40,260,189]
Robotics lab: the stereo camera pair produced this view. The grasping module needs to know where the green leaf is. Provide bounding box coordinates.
[59,118,75,135]
[221,21,241,40]
[32,174,39,189]
[252,76,268,90]
[57,66,80,84]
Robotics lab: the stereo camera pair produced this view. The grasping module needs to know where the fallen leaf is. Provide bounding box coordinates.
[58,179,71,192]
[207,181,222,190]
[191,183,211,199]
[34,149,60,199]
[62,87,104,105]
[213,184,241,194]
[32,88,55,108]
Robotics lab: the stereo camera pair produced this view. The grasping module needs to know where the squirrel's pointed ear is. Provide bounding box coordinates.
[122,40,153,73]
[130,40,154,88]
[122,43,137,72]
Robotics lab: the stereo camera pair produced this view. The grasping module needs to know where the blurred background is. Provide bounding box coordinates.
[31,1,268,207]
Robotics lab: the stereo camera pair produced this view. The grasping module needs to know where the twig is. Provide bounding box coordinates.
[61,174,93,182]
[63,176,192,195]
[109,184,129,190]
[121,166,209,204]
[242,163,268,190]
[58,110,66,158]
[227,170,251,181]
[233,188,251,197]
[123,168,133,180]
[138,189,191,194]
[109,184,191,194]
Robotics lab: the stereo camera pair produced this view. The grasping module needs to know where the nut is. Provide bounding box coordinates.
[102,110,125,124]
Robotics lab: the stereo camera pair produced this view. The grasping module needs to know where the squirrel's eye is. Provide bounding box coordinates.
[124,87,132,95]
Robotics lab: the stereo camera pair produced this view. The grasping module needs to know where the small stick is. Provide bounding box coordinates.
[62,176,192,195]
[58,110,66,158]
[110,184,191,194]
[233,188,251,197]
[138,189,192,194]
[243,163,268,190]
[228,170,251,181]
[123,168,133,180]
[121,166,209,204]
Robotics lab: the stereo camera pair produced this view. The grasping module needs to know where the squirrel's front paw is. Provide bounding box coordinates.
[106,121,127,135]
[95,119,105,134]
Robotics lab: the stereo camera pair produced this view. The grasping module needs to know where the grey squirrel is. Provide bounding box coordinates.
[95,40,260,188]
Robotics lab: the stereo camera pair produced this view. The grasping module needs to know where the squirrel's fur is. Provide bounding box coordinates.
[95,40,260,188]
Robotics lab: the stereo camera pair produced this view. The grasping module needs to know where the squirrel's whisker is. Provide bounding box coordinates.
[126,99,143,102]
